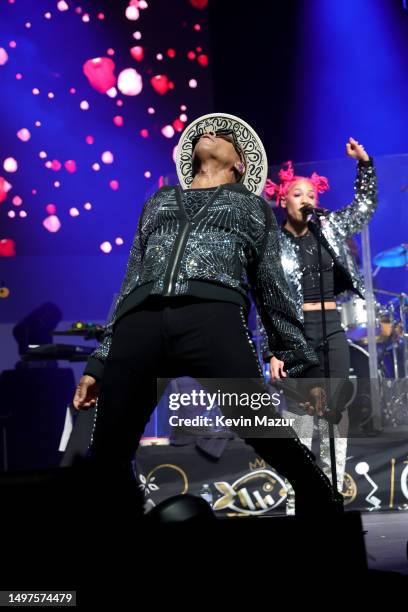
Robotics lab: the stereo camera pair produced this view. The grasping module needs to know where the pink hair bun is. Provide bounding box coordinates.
[264,161,330,205]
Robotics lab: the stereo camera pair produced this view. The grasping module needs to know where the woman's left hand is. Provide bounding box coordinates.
[346,137,369,162]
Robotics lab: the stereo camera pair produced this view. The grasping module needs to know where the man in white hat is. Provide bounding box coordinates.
[73,113,342,514]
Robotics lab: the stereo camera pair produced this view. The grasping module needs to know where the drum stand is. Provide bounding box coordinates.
[373,289,408,430]
[388,301,400,380]
[361,226,383,431]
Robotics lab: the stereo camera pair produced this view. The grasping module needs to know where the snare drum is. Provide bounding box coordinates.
[339,297,381,342]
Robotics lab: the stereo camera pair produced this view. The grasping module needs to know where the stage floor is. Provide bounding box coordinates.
[363,511,408,575]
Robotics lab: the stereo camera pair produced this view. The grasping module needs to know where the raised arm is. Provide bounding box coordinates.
[328,137,377,237]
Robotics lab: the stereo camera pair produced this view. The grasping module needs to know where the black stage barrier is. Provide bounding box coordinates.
[1,465,406,600]
[135,434,408,516]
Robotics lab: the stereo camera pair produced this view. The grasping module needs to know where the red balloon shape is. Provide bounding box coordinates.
[0,239,16,257]
[197,54,209,67]
[65,160,77,173]
[130,46,144,62]
[190,0,208,8]
[0,177,8,203]
[83,57,116,94]
[150,75,171,95]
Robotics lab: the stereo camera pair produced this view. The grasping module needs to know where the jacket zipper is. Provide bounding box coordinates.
[164,220,192,295]
[163,184,222,296]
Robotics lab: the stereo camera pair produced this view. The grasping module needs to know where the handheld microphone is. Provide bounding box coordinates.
[300,204,330,218]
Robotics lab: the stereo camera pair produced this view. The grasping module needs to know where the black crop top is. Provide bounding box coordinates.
[291,231,335,303]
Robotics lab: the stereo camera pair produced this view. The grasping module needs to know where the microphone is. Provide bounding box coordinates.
[300,204,330,218]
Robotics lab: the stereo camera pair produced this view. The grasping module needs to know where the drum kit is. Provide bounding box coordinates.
[339,244,408,377]
[339,244,408,431]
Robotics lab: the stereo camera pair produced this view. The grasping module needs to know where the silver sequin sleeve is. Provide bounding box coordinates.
[328,159,377,237]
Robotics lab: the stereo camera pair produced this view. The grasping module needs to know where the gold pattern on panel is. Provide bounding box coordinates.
[146,464,189,495]
[249,458,266,471]
[342,472,357,505]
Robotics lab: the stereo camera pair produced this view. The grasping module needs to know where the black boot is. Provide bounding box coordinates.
[246,436,344,516]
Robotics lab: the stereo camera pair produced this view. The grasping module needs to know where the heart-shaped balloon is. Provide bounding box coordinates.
[130,46,144,62]
[0,238,16,257]
[197,54,209,67]
[83,57,116,94]
[0,177,11,203]
[65,160,77,173]
[51,160,62,172]
[150,74,170,95]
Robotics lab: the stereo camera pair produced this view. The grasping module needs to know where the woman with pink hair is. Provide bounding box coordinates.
[263,137,378,514]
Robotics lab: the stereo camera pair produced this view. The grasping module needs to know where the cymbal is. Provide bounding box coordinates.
[388,294,408,305]
[373,288,401,297]
[373,244,408,268]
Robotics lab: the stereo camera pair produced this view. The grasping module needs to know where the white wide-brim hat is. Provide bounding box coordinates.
[175,112,268,196]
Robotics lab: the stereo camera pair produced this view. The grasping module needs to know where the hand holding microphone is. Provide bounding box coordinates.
[300,203,330,219]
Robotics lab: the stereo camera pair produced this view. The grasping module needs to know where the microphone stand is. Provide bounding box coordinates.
[309,210,338,492]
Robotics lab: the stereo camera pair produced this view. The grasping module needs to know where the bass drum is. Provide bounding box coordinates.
[347,342,383,435]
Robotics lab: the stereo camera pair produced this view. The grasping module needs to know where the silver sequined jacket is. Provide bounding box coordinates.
[84,183,319,381]
[261,159,378,361]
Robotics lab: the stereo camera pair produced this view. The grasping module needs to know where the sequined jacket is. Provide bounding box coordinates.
[84,183,318,381]
[261,159,378,361]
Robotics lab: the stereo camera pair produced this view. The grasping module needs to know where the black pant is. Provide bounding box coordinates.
[303,309,350,378]
[92,297,265,463]
[91,296,340,513]
[303,309,351,426]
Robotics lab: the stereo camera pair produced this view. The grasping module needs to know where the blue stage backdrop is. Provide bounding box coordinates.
[0,0,213,328]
